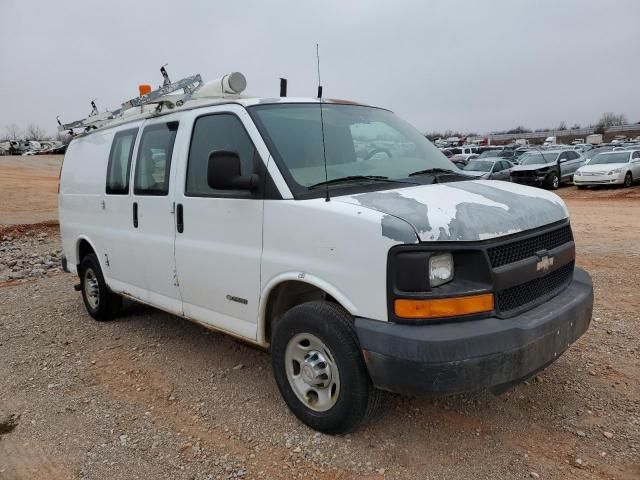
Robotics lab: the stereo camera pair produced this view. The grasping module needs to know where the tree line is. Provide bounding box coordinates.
[426,112,633,139]
[1,123,71,144]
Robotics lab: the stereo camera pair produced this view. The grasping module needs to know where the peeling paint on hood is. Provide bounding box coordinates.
[336,180,568,242]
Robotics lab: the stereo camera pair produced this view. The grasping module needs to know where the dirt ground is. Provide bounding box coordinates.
[0,156,639,479]
[0,155,62,227]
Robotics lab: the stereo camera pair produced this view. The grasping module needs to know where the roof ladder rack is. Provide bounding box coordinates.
[58,65,203,134]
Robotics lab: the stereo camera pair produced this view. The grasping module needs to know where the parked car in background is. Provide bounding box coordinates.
[477,149,516,160]
[510,150,584,189]
[463,159,513,180]
[572,143,592,152]
[450,153,478,168]
[583,145,615,164]
[448,146,478,156]
[512,147,535,163]
[574,150,640,188]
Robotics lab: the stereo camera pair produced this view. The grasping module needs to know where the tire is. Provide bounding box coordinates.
[79,253,122,321]
[624,172,632,188]
[270,301,381,434]
[545,172,560,190]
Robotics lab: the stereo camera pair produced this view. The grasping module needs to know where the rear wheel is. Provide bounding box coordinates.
[624,172,632,188]
[270,301,381,434]
[79,254,121,321]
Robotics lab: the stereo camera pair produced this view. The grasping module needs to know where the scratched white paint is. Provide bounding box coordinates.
[394,183,510,240]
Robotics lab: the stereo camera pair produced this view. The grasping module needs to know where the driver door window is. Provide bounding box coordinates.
[186,114,258,197]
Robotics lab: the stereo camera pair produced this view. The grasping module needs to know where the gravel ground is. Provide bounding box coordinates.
[1,191,639,480]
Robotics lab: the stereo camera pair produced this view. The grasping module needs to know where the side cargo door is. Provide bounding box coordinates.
[129,119,183,314]
[173,107,265,340]
[102,127,139,287]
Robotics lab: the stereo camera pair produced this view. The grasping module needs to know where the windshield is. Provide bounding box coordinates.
[589,152,630,165]
[249,104,456,190]
[464,160,494,172]
[585,147,613,159]
[520,152,557,165]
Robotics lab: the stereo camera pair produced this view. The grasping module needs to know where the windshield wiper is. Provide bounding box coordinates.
[408,168,470,184]
[308,175,417,189]
[408,168,463,177]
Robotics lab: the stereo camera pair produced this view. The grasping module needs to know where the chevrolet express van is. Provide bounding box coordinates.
[59,72,593,433]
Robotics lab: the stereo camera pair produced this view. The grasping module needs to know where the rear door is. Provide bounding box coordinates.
[173,106,265,339]
[130,120,182,314]
[493,160,511,180]
[102,127,139,286]
[557,152,571,180]
[561,151,581,179]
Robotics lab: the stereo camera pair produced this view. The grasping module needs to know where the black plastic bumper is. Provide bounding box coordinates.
[356,267,593,396]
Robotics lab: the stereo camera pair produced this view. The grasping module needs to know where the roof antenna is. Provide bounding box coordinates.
[316,44,330,202]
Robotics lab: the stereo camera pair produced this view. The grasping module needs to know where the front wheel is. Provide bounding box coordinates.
[546,172,560,190]
[270,301,381,434]
[624,172,632,188]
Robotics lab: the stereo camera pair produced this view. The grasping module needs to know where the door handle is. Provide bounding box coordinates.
[176,203,184,233]
[133,202,138,228]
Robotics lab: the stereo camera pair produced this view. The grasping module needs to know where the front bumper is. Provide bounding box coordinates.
[511,175,546,186]
[574,174,622,185]
[356,268,593,395]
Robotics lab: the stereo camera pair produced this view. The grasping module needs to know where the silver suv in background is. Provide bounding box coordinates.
[510,150,585,189]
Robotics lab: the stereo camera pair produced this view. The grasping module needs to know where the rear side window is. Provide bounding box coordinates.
[134,122,178,196]
[186,114,257,196]
[106,128,138,194]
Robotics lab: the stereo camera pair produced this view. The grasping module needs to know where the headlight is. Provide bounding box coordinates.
[575,171,582,176]
[429,253,454,287]
[607,168,621,175]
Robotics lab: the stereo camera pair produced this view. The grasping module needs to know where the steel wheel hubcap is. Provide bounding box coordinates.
[553,177,559,188]
[284,333,340,412]
[84,268,99,309]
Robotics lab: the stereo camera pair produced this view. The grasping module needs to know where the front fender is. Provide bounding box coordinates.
[257,272,358,345]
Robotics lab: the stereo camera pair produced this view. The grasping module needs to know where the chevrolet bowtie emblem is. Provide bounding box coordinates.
[536,255,554,273]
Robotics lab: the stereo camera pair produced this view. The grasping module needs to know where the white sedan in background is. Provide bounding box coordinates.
[574,150,640,188]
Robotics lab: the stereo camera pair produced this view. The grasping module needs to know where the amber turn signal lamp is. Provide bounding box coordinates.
[394,294,494,319]
[138,84,152,96]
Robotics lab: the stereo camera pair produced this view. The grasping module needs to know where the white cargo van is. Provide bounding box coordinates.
[58,71,593,433]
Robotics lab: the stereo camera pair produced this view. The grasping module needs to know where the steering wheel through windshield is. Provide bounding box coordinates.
[363,148,392,161]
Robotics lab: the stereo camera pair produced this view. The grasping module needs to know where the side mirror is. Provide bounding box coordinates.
[207,150,259,191]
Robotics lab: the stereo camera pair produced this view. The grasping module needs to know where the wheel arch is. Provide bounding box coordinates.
[257,273,358,346]
[75,236,101,271]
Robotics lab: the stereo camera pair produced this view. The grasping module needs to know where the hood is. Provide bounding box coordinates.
[510,162,554,172]
[578,163,627,172]
[334,180,568,242]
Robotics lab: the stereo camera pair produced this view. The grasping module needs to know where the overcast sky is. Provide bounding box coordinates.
[1,0,639,137]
